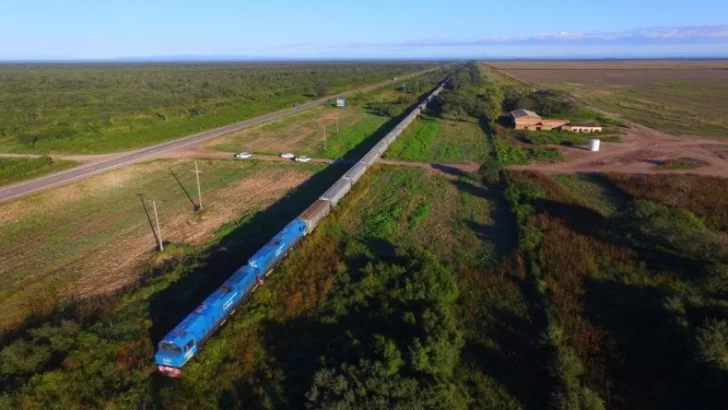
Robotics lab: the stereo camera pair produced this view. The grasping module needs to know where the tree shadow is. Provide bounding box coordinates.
[581,278,728,409]
[464,195,518,262]
[431,163,468,178]
[462,306,554,409]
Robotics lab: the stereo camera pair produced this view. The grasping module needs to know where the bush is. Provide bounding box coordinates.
[530,147,563,162]
[695,319,728,370]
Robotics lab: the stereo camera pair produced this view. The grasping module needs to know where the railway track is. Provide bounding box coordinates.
[0,66,446,204]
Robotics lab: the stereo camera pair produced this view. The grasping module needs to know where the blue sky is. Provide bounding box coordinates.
[1,0,727,60]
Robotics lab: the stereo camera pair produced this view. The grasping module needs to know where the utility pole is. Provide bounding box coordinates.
[152,200,163,251]
[192,161,203,210]
[336,115,339,133]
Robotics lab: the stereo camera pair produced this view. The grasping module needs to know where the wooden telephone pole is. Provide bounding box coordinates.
[152,200,163,251]
[191,161,203,210]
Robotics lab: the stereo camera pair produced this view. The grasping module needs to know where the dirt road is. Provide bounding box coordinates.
[0,66,445,203]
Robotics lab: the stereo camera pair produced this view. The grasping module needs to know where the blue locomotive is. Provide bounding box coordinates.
[155,219,307,376]
[154,76,451,377]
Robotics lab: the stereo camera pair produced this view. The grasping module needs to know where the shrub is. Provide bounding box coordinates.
[695,319,728,370]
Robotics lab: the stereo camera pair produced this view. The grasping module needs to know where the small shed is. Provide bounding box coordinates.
[562,121,603,133]
[336,98,346,107]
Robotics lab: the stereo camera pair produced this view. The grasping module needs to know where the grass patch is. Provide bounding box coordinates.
[552,174,628,215]
[655,157,707,170]
[387,116,491,163]
[0,156,77,187]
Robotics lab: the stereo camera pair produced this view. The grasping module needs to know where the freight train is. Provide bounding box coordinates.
[155,76,451,377]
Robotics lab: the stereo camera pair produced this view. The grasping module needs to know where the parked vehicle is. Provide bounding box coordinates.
[234,152,253,159]
[280,152,295,159]
[295,156,311,163]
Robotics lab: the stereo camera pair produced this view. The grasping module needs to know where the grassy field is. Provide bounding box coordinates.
[0,156,77,187]
[0,63,433,154]
[0,163,551,408]
[207,105,390,159]
[0,159,328,329]
[207,84,440,160]
[385,116,492,163]
[490,61,728,137]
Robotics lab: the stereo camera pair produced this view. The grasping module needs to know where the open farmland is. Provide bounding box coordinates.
[0,63,434,154]
[0,159,333,329]
[489,60,728,137]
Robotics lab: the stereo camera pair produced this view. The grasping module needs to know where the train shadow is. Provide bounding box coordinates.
[0,77,449,407]
[339,85,444,162]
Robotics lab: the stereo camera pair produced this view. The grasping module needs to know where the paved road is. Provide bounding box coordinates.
[0,67,444,203]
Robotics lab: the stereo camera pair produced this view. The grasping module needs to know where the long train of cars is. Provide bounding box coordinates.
[155,76,451,377]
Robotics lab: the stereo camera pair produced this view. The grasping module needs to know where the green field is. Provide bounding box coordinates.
[0,164,544,408]
[208,105,392,159]
[208,81,444,160]
[0,63,433,154]
[385,116,491,163]
[0,159,331,329]
[0,156,77,187]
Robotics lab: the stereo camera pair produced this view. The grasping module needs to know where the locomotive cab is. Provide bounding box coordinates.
[155,337,197,377]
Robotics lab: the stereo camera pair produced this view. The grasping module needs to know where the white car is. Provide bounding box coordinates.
[295,156,311,163]
[234,152,253,159]
[280,152,295,159]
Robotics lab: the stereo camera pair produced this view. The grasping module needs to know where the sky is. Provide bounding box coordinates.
[1,0,727,60]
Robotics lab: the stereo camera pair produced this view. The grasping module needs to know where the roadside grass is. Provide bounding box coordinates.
[552,173,628,215]
[385,116,491,163]
[0,159,324,329]
[0,63,432,154]
[0,156,77,187]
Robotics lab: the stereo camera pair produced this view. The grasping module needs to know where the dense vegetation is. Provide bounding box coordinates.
[0,63,432,154]
[502,170,728,409]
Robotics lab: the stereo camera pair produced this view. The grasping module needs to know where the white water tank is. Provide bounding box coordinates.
[589,139,601,152]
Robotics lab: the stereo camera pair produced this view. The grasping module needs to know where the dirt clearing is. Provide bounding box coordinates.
[512,123,728,176]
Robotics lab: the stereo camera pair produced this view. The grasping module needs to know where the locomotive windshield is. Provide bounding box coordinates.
[160,342,182,353]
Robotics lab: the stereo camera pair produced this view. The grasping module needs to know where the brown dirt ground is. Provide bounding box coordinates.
[512,123,728,176]
[72,168,311,296]
[495,69,728,86]
[487,60,728,70]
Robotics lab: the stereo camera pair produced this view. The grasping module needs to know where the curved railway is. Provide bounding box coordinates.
[155,76,451,377]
